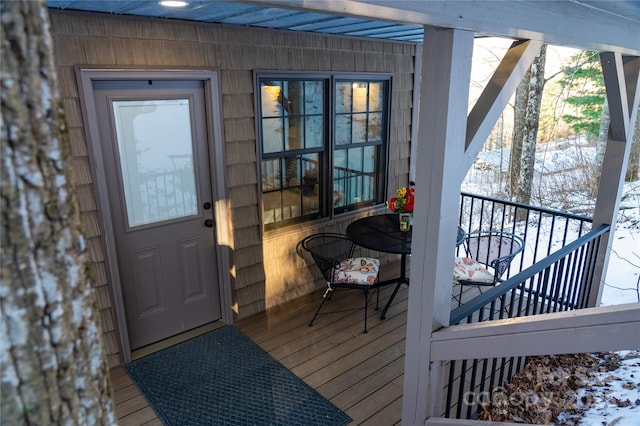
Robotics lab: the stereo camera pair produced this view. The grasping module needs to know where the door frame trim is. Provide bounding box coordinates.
[76,68,234,363]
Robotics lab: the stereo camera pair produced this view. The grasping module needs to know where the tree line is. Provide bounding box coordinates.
[498,45,639,209]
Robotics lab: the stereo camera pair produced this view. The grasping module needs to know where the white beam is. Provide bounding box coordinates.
[589,54,640,307]
[250,0,640,55]
[402,26,474,425]
[464,39,543,172]
[431,304,640,360]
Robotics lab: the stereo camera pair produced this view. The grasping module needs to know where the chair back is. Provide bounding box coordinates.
[297,233,356,282]
[456,226,467,248]
[465,231,524,279]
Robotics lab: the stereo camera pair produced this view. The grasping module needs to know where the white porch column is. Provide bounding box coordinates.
[588,54,640,307]
[402,27,473,425]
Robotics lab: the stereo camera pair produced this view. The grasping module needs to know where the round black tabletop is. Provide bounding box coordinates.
[346,213,412,255]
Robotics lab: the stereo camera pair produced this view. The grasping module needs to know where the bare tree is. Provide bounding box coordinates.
[509,45,548,206]
[509,66,529,196]
[1,1,116,424]
[593,98,610,191]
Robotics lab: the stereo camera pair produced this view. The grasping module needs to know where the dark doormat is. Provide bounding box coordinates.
[125,325,352,425]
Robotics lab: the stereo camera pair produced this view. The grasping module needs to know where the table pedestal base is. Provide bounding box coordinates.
[379,253,409,320]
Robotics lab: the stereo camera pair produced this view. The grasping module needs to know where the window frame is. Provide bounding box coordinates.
[332,76,390,215]
[256,72,391,232]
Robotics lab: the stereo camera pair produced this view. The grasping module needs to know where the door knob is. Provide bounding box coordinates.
[204,219,214,228]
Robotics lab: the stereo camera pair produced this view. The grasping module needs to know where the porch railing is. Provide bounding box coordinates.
[458,192,594,276]
[442,223,611,419]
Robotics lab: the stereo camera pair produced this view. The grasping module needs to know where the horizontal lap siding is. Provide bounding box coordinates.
[48,9,416,366]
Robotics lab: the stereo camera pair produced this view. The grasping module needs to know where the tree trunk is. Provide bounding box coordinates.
[509,68,529,196]
[593,98,610,192]
[515,45,548,206]
[626,106,640,181]
[0,1,116,424]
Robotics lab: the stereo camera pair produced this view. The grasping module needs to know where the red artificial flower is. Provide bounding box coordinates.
[388,197,399,212]
[388,186,415,214]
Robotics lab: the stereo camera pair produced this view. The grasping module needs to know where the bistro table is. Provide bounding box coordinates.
[346,213,411,320]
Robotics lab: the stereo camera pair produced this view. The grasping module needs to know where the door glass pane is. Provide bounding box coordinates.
[112,99,198,228]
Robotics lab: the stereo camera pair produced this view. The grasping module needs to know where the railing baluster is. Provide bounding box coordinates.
[497,357,507,393]
[549,259,562,312]
[568,245,586,308]
[455,359,468,418]
[533,211,544,263]
[548,214,557,255]
[445,360,456,417]
[466,359,480,419]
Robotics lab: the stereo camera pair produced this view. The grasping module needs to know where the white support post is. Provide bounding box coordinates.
[588,54,640,307]
[402,27,474,426]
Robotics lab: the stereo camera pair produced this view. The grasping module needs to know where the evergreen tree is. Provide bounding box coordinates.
[559,51,605,140]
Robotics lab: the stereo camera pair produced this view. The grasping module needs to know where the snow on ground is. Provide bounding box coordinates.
[571,350,640,426]
[601,180,640,307]
[578,183,640,426]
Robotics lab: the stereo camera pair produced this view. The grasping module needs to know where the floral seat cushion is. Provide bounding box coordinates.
[332,257,380,285]
[453,257,496,284]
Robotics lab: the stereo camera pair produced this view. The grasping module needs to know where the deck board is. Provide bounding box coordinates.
[110,259,481,425]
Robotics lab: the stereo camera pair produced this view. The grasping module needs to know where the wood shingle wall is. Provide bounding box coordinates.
[48,9,416,366]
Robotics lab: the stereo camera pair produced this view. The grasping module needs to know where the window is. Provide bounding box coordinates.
[258,74,389,230]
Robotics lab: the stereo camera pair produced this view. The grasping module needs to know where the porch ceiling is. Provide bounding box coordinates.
[46,0,640,53]
[46,0,426,42]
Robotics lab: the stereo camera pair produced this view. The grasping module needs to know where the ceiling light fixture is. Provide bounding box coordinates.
[159,1,188,7]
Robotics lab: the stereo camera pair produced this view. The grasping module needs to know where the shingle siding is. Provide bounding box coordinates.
[48,9,416,367]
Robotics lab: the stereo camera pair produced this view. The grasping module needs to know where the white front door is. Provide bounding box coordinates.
[92,79,222,350]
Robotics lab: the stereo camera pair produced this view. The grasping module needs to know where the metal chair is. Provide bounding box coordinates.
[453,230,525,306]
[297,233,381,333]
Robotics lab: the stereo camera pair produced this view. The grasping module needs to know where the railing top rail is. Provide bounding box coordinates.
[460,192,594,223]
[450,224,611,324]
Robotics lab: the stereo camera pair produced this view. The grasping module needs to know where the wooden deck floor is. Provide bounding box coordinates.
[111,260,479,425]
